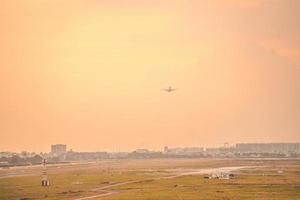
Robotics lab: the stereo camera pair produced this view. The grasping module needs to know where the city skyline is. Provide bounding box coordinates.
[2,141,300,153]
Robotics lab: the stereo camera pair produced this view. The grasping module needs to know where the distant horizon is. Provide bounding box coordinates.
[2,140,300,153]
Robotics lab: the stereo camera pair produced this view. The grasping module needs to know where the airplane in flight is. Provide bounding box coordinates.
[162,86,177,93]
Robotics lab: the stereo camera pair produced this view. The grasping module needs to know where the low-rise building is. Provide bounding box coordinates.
[235,143,300,154]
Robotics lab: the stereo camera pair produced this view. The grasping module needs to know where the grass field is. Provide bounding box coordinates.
[0,159,299,200]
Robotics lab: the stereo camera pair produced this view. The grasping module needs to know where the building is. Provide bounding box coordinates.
[164,147,204,156]
[205,148,221,155]
[164,146,169,152]
[129,149,162,159]
[65,151,109,161]
[51,144,67,156]
[235,143,300,154]
[134,149,150,154]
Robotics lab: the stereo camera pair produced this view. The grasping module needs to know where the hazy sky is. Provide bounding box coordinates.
[1,0,299,152]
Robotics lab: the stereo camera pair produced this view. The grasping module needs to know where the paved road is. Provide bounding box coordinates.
[74,191,118,200]
[73,180,144,200]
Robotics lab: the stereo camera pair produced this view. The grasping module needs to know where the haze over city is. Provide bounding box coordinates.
[1,0,300,153]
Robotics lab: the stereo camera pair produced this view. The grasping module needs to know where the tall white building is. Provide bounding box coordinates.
[51,144,67,156]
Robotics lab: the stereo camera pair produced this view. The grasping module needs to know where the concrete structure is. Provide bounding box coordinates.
[205,148,221,155]
[164,146,169,152]
[65,151,109,160]
[164,147,204,156]
[235,143,300,154]
[51,144,67,156]
[134,149,150,153]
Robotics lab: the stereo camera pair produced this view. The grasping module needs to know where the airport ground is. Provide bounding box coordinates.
[0,158,300,200]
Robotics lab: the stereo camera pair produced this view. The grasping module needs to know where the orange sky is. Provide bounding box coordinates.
[0,0,299,152]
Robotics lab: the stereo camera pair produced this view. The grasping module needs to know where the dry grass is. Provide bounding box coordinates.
[0,159,299,200]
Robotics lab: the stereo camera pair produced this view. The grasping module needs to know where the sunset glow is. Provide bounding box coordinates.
[0,0,299,152]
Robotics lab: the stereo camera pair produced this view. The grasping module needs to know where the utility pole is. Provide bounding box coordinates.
[41,158,50,186]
